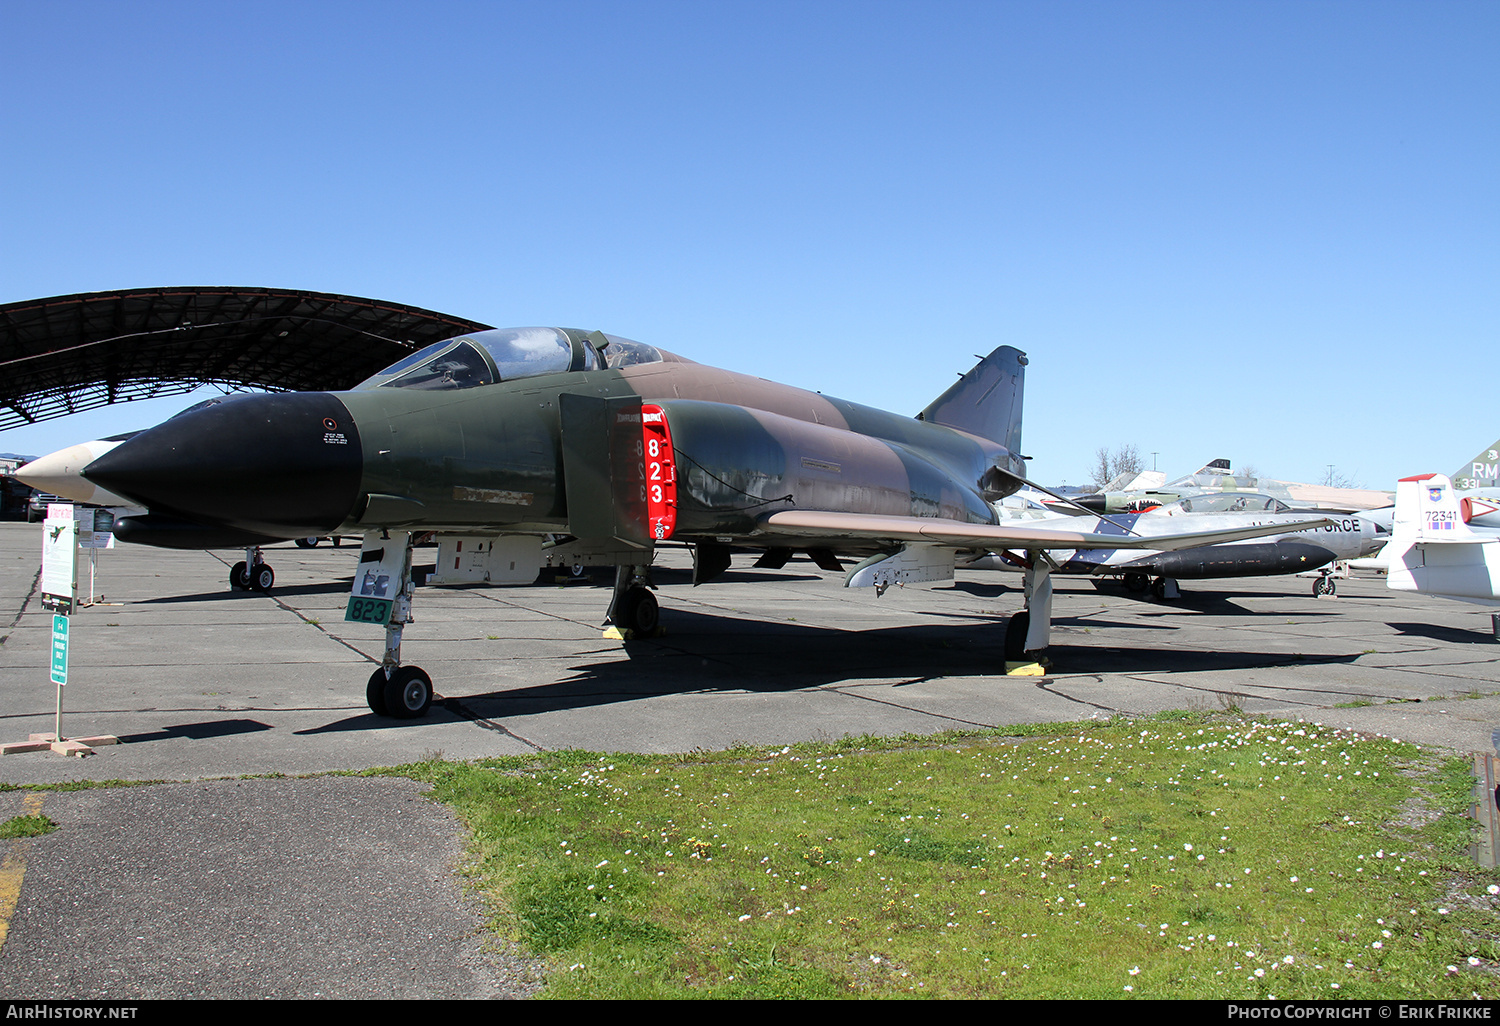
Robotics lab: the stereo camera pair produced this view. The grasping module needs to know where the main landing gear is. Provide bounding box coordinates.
[605,564,660,636]
[1122,572,1179,600]
[230,547,274,592]
[1004,552,1055,665]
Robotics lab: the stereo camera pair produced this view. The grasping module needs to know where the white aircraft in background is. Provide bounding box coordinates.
[1386,475,1500,635]
[976,489,1379,598]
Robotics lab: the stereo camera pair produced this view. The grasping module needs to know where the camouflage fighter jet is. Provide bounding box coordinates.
[1056,458,1394,515]
[28,327,1328,718]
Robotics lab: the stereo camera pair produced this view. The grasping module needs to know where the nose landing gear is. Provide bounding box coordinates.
[230,547,274,591]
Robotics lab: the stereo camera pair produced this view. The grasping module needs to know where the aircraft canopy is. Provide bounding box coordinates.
[355,327,665,391]
[1164,493,1293,514]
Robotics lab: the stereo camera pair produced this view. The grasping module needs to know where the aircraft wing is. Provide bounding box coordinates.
[760,510,1332,551]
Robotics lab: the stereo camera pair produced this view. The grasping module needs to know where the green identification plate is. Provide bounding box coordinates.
[344,595,393,624]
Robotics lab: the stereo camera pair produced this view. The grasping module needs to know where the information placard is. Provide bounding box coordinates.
[41,504,77,615]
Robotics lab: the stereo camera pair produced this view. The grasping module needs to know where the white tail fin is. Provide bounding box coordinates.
[1393,474,1483,544]
[1388,473,1500,604]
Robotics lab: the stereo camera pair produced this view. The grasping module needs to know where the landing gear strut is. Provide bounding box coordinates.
[1005,552,1054,664]
[606,564,659,636]
[361,530,434,719]
[230,547,274,592]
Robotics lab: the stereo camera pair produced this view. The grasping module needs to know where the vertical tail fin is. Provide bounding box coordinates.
[1393,474,1480,544]
[918,346,1026,456]
[1451,439,1500,490]
[1388,473,1500,602]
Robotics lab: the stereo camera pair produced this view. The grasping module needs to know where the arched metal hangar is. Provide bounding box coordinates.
[0,286,494,430]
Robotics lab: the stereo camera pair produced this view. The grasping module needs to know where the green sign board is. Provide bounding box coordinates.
[51,614,68,685]
[345,595,394,625]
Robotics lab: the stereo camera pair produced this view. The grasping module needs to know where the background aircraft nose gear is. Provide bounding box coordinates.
[230,547,274,591]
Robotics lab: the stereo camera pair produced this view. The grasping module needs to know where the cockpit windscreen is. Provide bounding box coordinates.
[356,328,577,391]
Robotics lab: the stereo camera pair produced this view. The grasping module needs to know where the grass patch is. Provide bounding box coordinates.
[0,814,57,838]
[416,715,1498,999]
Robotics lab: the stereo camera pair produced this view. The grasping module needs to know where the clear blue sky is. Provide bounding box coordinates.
[2,0,1494,489]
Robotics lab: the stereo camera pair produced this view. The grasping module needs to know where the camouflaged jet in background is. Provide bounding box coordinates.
[1446,437,1500,531]
[1054,458,1393,516]
[23,327,1327,718]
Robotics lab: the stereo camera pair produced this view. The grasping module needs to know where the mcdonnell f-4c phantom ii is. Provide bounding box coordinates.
[26,327,1329,718]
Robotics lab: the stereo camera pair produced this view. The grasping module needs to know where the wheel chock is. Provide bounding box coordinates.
[601,626,667,641]
[1005,661,1047,676]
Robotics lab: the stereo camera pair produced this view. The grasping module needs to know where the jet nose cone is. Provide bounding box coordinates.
[82,393,363,535]
[17,438,136,505]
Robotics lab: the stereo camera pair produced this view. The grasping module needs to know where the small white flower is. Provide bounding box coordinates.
[1129,966,1140,975]
[1469,957,1482,967]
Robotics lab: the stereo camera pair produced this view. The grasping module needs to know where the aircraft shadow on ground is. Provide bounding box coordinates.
[295,602,1366,733]
[409,607,1368,719]
[137,581,354,603]
[115,718,272,745]
[1387,621,1500,646]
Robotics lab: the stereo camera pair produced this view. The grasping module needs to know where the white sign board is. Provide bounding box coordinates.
[76,507,117,550]
[41,504,77,615]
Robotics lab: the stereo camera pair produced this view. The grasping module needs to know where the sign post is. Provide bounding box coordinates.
[43,504,75,746]
[0,504,119,758]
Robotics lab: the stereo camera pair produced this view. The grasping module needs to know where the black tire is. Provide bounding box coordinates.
[230,561,250,590]
[623,587,659,634]
[294,537,315,548]
[570,563,586,579]
[1151,578,1167,600]
[1004,611,1030,661]
[251,563,275,591]
[1124,573,1149,593]
[383,666,433,718]
[366,668,390,716]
